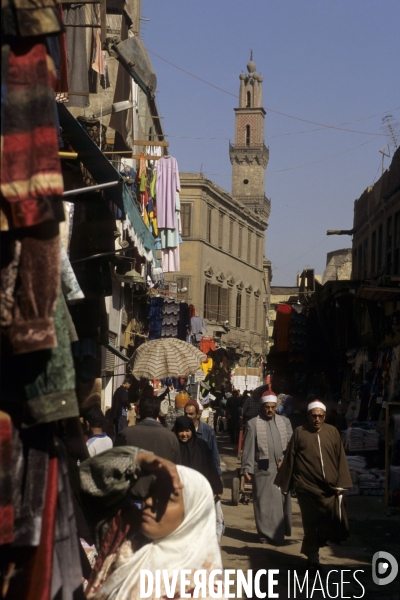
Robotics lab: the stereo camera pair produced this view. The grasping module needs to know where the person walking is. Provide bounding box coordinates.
[183,400,221,475]
[85,406,113,457]
[241,390,293,545]
[274,400,353,570]
[114,396,181,464]
[226,390,241,444]
[111,378,132,437]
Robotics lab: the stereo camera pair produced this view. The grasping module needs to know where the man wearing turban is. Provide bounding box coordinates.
[274,400,353,570]
[241,390,293,545]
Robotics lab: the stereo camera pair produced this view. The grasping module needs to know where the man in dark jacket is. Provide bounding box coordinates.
[114,396,181,464]
[111,378,131,437]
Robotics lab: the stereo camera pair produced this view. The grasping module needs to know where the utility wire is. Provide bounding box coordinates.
[201,136,379,177]
[148,49,388,137]
[271,238,328,272]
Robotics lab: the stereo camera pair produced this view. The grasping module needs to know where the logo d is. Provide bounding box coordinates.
[372,551,398,586]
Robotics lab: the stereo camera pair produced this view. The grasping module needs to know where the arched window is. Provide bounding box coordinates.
[246,91,251,107]
[245,125,251,146]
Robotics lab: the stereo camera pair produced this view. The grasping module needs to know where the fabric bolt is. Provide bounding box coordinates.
[63,4,89,108]
[177,302,190,342]
[191,316,207,342]
[11,0,63,37]
[23,449,58,600]
[0,239,21,328]
[85,464,225,600]
[161,247,180,273]
[9,293,79,428]
[242,415,293,544]
[199,337,216,354]
[161,298,179,338]
[274,423,353,557]
[148,297,164,340]
[50,439,84,600]
[9,229,61,355]
[156,156,181,229]
[200,357,213,376]
[1,40,64,231]
[0,411,14,545]
[60,241,84,303]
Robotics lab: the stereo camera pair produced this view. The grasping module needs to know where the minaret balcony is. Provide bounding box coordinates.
[238,195,271,219]
[229,142,269,155]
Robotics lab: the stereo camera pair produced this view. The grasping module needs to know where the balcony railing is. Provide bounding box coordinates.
[229,142,269,155]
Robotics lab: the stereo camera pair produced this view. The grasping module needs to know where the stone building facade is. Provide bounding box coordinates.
[352,146,400,280]
[165,56,271,359]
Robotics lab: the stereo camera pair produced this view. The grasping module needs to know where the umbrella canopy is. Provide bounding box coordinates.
[131,338,206,380]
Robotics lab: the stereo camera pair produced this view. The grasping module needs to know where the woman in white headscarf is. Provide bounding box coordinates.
[80,447,225,600]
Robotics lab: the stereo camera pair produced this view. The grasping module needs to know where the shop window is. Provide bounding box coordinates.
[236,293,242,328]
[181,203,192,238]
[246,125,251,146]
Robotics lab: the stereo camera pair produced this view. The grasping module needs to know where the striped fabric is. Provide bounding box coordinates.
[131,338,206,380]
[1,40,64,230]
[256,414,288,461]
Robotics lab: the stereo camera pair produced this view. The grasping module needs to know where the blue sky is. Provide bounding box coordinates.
[143,1,400,285]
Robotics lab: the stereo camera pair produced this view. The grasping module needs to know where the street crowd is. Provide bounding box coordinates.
[72,381,353,598]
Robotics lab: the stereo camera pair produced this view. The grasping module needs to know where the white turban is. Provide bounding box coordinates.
[261,392,278,404]
[308,400,326,412]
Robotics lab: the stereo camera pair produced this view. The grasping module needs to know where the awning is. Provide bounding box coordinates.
[58,104,123,209]
[57,105,159,267]
[103,342,129,363]
[356,286,400,302]
[112,37,157,98]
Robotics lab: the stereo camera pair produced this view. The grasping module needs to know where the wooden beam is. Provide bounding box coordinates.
[105,139,169,147]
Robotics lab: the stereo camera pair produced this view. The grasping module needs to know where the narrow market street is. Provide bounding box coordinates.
[217,433,399,600]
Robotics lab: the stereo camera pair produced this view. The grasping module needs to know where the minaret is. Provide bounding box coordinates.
[229,52,270,222]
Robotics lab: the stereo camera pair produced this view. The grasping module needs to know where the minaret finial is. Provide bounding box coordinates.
[250,50,253,61]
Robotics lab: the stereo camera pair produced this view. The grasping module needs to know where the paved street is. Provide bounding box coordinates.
[217,433,399,600]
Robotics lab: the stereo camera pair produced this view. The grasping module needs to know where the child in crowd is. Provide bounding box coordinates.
[85,406,113,457]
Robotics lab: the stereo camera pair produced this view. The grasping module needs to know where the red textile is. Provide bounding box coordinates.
[199,337,216,354]
[26,452,58,600]
[86,510,132,595]
[189,304,196,318]
[275,304,292,352]
[55,6,69,93]
[1,40,64,230]
[0,412,14,545]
